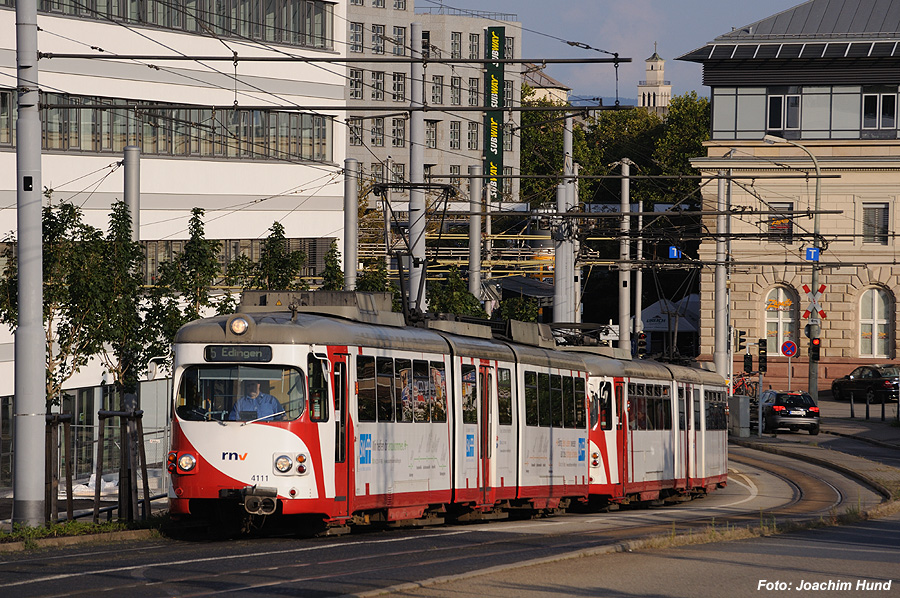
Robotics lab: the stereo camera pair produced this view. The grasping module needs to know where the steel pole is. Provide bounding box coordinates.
[468,166,483,297]
[408,22,426,311]
[14,0,46,527]
[343,158,359,290]
[618,160,632,351]
[124,146,140,244]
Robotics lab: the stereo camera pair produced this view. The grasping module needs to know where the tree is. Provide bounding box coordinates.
[356,260,402,311]
[426,267,486,318]
[225,221,309,291]
[0,195,106,406]
[144,208,222,363]
[320,240,344,291]
[652,91,710,205]
[95,201,147,394]
[494,296,540,323]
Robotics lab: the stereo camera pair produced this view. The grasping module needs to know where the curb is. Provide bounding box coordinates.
[0,528,155,553]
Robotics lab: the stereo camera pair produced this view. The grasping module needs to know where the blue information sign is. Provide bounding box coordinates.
[806,247,820,262]
[781,340,798,357]
[669,246,682,259]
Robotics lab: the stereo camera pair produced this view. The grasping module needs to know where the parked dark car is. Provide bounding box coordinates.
[756,390,820,435]
[830,365,900,404]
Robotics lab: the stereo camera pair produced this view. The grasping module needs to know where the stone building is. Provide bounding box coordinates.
[679,0,900,392]
[638,44,671,117]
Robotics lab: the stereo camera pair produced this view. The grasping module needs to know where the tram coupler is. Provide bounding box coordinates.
[241,485,278,515]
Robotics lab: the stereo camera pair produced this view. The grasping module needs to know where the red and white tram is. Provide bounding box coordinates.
[167,293,727,530]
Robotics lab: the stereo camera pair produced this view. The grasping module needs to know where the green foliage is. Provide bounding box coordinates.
[0,520,130,544]
[144,208,222,363]
[494,296,540,322]
[95,201,147,394]
[0,194,108,406]
[320,240,344,291]
[225,221,308,291]
[426,267,486,318]
[356,260,402,311]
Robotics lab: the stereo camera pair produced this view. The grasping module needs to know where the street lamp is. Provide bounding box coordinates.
[762,134,821,399]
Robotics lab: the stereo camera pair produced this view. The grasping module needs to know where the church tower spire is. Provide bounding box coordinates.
[638,43,672,116]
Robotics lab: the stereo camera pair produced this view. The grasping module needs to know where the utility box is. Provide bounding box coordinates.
[729,394,751,438]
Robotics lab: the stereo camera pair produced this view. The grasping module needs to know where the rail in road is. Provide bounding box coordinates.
[0,446,883,598]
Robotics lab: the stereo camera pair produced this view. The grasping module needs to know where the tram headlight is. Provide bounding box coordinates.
[177,453,197,472]
[229,316,250,335]
[274,454,293,473]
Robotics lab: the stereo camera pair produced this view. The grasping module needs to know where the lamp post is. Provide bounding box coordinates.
[763,134,821,399]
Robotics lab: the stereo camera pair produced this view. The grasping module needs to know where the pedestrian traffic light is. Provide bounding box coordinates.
[810,337,821,362]
[637,332,647,357]
[737,330,747,353]
[758,339,768,373]
[743,353,753,373]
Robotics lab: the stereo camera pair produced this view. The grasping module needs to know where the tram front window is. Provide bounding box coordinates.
[176,365,305,422]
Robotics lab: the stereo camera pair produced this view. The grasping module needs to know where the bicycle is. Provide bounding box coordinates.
[732,375,759,398]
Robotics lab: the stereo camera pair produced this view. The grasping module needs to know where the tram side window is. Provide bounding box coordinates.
[550,374,563,428]
[413,360,430,422]
[498,368,512,425]
[562,376,574,428]
[538,373,551,427]
[524,370,538,426]
[593,381,612,430]
[462,364,478,424]
[395,358,413,422]
[357,356,376,422]
[678,388,686,430]
[431,361,448,422]
[706,391,727,430]
[574,377,586,429]
[376,357,395,421]
[308,354,329,422]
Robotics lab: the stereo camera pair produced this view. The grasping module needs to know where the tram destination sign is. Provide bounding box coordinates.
[204,345,272,362]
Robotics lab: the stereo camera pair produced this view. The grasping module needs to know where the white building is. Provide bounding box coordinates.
[637,45,671,116]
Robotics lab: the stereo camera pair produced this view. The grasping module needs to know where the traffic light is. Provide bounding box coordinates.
[637,332,647,357]
[737,330,747,353]
[758,338,768,373]
[810,337,821,362]
[743,353,753,373]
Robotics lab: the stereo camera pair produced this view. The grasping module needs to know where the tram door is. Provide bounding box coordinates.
[615,381,627,492]
[332,355,350,518]
[479,365,494,507]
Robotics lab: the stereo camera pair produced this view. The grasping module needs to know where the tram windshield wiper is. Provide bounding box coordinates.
[240,411,286,426]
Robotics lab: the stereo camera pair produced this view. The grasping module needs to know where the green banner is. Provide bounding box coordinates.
[483,26,504,203]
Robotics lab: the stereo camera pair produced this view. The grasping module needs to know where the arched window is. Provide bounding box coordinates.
[764,287,799,354]
[860,288,891,358]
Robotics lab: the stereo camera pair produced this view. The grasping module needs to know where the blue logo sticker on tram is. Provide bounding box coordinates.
[359,434,372,465]
[466,434,475,458]
[578,438,586,462]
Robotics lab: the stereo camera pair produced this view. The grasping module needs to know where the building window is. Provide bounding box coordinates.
[392,26,406,56]
[467,122,479,150]
[393,0,406,8]
[372,0,384,7]
[425,120,437,148]
[350,0,363,4]
[451,32,462,59]
[391,117,405,147]
[504,80,513,108]
[468,33,480,59]
[392,162,405,182]
[765,287,799,355]
[371,71,385,100]
[371,162,384,182]
[421,30,431,58]
[450,165,460,187]
[349,69,364,99]
[767,202,793,243]
[349,22,363,53]
[504,36,514,59]
[863,203,889,245]
[767,93,800,131]
[390,73,406,102]
[450,77,462,106]
[468,78,480,107]
[372,24,385,54]
[863,93,897,129]
[371,117,384,147]
[503,123,512,152]
[449,121,461,150]
[348,117,363,146]
[861,288,891,358]
[431,75,443,105]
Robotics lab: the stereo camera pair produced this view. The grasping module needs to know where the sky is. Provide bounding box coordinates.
[417,0,801,103]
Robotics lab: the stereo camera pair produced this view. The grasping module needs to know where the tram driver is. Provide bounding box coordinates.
[229,380,284,421]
